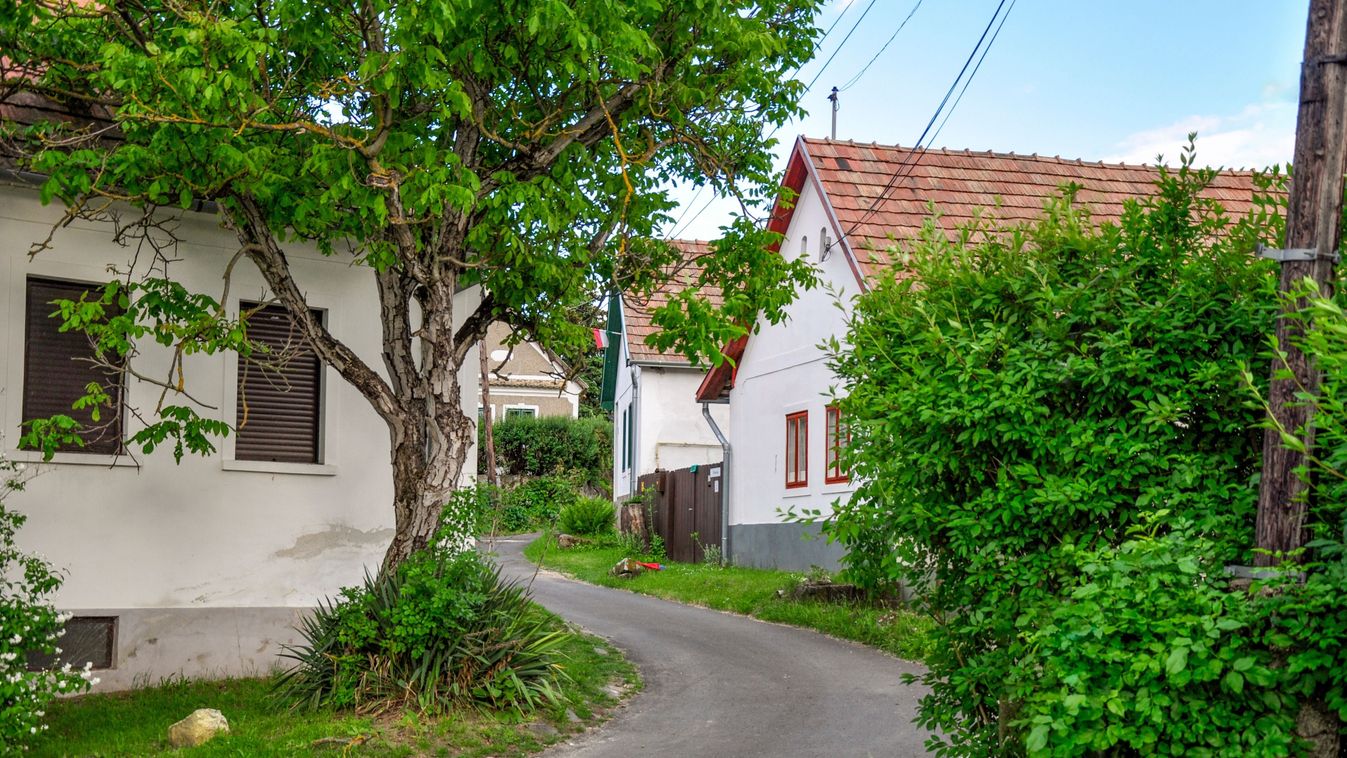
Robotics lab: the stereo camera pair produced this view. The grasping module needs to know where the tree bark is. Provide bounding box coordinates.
[1255,0,1347,566]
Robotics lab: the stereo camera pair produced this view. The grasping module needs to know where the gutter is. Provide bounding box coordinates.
[629,363,642,499]
[701,402,731,564]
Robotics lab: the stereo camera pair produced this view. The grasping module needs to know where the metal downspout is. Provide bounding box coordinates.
[702,402,731,564]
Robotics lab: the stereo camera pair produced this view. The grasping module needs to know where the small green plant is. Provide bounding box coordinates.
[482,415,612,493]
[0,453,96,751]
[1013,519,1296,756]
[558,497,615,536]
[275,545,567,715]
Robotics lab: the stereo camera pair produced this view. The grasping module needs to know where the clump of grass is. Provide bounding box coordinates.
[32,626,637,757]
[524,534,935,662]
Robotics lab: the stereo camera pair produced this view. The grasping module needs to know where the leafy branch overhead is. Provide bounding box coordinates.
[1,0,824,566]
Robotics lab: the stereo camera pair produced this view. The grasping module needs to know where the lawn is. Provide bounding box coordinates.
[522,533,935,662]
[31,622,637,757]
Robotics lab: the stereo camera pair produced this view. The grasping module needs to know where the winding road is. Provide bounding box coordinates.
[488,535,932,757]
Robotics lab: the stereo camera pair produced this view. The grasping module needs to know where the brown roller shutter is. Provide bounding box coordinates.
[235,302,322,463]
[22,277,125,455]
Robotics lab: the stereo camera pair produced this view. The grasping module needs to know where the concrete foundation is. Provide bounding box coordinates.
[728,522,846,573]
[67,607,312,692]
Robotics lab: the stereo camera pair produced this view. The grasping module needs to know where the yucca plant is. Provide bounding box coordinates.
[274,550,568,715]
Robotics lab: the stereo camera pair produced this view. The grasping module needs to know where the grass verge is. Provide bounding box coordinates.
[523,533,935,662]
[32,619,637,757]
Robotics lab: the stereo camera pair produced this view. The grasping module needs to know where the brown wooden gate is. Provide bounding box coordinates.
[636,463,723,563]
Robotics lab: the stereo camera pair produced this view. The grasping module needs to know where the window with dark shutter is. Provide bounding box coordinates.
[22,277,125,455]
[235,302,322,463]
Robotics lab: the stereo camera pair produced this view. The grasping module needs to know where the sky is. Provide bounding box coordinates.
[666,0,1310,241]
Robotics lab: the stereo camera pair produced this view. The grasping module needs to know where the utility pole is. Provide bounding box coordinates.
[479,340,499,487]
[1255,0,1347,566]
[829,86,839,140]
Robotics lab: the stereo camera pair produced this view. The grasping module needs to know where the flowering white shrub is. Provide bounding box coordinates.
[0,454,94,752]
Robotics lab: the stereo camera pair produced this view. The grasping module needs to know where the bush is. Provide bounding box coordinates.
[275,548,566,715]
[824,150,1285,754]
[0,456,96,751]
[485,415,610,492]
[456,475,582,536]
[1014,520,1296,756]
[558,497,615,536]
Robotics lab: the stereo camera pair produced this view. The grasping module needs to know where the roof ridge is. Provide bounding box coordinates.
[801,135,1258,175]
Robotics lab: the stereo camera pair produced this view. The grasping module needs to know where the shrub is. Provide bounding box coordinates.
[0,455,96,751]
[824,149,1284,754]
[485,415,610,491]
[459,475,581,536]
[1013,520,1296,756]
[275,549,566,715]
[558,497,615,536]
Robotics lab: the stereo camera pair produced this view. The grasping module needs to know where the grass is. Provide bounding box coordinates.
[31,621,638,757]
[522,533,936,662]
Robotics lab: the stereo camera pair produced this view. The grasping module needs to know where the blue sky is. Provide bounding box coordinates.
[667,0,1310,240]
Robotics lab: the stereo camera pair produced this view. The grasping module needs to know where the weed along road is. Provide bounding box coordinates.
[489,535,932,757]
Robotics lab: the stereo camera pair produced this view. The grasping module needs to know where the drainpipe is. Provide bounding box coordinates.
[629,364,642,499]
[702,402,731,564]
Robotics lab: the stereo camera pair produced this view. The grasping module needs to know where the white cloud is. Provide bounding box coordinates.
[1105,101,1296,170]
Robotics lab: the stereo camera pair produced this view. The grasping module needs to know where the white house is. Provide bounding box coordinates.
[604,239,730,500]
[696,135,1263,571]
[0,178,479,691]
[480,321,584,421]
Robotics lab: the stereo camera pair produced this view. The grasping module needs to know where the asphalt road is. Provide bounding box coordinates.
[487,535,932,757]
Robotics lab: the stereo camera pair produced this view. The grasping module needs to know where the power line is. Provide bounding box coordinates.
[800,0,880,97]
[667,2,861,241]
[844,0,1015,236]
[838,0,924,92]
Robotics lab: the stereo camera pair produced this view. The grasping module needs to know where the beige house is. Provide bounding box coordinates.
[480,322,584,420]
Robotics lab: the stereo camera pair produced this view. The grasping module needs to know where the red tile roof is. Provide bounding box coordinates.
[622,239,723,366]
[797,136,1263,282]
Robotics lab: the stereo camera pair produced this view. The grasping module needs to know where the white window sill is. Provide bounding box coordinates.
[781,489,813,499]
[6,450,140,468]
[221,460,337,476]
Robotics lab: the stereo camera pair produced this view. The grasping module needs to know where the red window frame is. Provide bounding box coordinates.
[785,411,808,489]
[825,404,850,484]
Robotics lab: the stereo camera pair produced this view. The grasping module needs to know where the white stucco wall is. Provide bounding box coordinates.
[726,176,863,528]
[610,324,728,499]
[0,185,479,614]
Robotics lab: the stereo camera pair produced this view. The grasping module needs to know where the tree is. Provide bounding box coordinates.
[0,0,821,568]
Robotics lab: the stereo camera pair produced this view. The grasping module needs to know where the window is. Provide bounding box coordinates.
[785,411,808,489]
[825,404,850,484]
[27,616,116,671]
[505,407,537,419]
[22,277,125,455]
[235,302,322,463]
[819,226,830,261]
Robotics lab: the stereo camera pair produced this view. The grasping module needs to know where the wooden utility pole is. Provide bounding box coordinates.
[479,340,499,487]
[1255,0,1347,566]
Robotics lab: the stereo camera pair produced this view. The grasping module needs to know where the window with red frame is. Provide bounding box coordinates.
[785,411,808,488]
[825,405,850,484]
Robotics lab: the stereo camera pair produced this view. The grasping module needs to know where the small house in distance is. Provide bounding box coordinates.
[603,239,730,500]
[696,135,1265,572]
[479,321,585,421]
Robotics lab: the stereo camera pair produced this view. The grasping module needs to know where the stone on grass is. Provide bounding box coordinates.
[609,557,646,578]
[556,533,590,549]
[527,721,560,738]
[168,708,229,748]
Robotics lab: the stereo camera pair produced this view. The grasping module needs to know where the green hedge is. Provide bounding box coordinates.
[481,415,610,492]
[823,153,1293,754]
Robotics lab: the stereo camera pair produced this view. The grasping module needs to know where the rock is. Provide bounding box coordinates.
[593,645,609,656]
[565,708,582,724]
[168,708,229,748]
[789,578,865,603]
[557,533,590,549]
[609,558,646,578]
[526,721,560,738]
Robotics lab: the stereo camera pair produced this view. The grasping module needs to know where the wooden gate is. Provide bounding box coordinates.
[635,463,723,563]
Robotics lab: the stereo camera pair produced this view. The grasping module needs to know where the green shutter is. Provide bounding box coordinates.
[599,294,622,411]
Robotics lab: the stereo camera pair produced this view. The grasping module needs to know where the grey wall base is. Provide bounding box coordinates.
[67,607,312,692]
[729,522,846,573]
